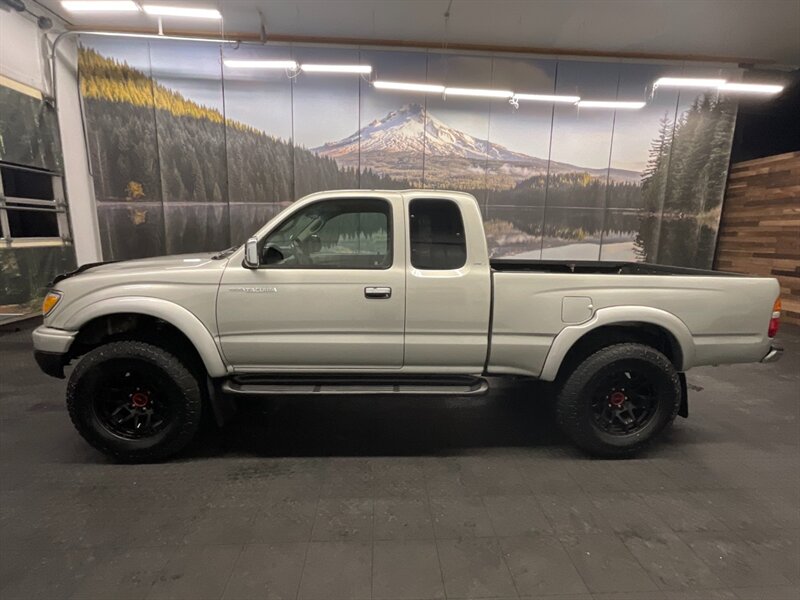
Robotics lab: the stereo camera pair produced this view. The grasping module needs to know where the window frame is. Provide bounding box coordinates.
[408,197,468,271]
[0,162,71,249]
[257,196,394,270]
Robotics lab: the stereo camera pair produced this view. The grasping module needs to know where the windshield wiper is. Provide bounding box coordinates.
[212,245,239,260]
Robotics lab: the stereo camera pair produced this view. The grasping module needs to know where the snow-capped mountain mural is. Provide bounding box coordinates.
[76,37,737,269]
[312,103,639,188]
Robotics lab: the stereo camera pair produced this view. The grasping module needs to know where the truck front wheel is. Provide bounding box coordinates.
[66,340,203,462]
[555,343,681,458]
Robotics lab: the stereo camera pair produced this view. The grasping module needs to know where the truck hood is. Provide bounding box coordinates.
[52,252,225,285]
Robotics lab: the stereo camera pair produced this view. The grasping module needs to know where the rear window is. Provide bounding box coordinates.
[409,199,466,270]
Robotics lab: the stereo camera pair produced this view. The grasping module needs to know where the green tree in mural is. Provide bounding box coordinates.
[80,46,407,213]
[640,114,673,213]
[634,94,736,265]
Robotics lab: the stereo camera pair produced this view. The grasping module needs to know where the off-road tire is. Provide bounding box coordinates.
[66,341,202,462]
[555,343,681,458]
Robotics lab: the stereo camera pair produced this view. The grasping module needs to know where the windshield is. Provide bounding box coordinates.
[268,211,319,244]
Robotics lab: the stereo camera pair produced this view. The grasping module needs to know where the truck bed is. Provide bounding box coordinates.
[486,259,776,378]
[490,259,739,277]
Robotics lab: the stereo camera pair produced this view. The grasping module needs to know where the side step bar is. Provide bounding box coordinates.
[221,375,489,396]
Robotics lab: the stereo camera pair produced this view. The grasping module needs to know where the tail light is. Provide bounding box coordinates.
[768,297,781,338]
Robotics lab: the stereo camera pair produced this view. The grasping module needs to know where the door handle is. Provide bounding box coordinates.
[365,286,391,299]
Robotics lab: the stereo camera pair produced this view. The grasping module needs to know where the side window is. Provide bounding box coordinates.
[262,198,392,269]
[409,199,466,270]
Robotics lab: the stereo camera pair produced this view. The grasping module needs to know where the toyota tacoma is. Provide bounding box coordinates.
[32,190,783,461]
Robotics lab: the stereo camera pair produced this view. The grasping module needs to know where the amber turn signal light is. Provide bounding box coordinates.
[42,291,62,316]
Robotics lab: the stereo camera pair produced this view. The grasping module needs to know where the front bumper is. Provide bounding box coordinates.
[32,326,77,379]
[761,345,783,363]
[34,350,68,379]
[32,325,76,354]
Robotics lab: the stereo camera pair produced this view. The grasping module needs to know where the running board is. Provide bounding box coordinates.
[221,375,489,396]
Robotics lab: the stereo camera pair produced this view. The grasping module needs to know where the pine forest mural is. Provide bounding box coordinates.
[78,36,739,267]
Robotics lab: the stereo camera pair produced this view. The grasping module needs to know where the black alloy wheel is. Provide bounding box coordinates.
[590,366,658,436]
[67,340,203,462]
[555,343,682,458]
[90,359,174,440]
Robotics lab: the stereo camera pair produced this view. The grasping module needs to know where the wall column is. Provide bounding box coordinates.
[53,36,103,265]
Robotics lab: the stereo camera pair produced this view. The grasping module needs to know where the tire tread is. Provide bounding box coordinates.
[555,342,681,458]
[66,340,202,463]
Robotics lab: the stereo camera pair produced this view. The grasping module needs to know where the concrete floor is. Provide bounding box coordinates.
[1,321,798,600]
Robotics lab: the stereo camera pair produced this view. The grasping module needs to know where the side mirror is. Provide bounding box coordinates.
[243,236,259,268]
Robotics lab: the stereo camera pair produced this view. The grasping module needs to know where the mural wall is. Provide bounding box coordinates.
[79,36,740,268]
[0,82,75,322]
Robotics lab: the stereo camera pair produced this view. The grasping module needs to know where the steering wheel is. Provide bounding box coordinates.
[291,238,312,265]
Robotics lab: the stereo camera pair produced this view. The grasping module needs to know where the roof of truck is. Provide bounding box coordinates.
[299,189,478,201]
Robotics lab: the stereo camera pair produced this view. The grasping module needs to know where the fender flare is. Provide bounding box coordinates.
[64,297,228,378]
[538,305,695,382]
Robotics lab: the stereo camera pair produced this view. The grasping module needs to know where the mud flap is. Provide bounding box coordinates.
[206,377,237,427]
[678,372,689,418]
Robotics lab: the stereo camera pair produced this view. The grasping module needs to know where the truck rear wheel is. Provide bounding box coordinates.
[66,340,203,462]
[555,343,681,458]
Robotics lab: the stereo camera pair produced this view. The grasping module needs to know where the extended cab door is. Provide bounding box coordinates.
[402,193,492,372]
[217,195,405,371]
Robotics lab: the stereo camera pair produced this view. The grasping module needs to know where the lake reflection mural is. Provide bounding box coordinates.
[78,36,739,268]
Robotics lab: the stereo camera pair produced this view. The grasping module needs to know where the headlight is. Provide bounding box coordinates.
[42,291,62,316]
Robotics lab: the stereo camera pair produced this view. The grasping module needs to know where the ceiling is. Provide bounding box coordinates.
[33,0,800,66]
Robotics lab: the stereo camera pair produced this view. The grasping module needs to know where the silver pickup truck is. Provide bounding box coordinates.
[33,190,783,461]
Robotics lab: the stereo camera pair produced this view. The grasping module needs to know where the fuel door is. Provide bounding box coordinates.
[562,296,594,324]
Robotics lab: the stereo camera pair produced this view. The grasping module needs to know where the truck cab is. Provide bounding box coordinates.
[217,190,491,373]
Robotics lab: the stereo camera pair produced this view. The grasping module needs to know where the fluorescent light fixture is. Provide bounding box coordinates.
[718,82,784,94]
[223,59,298,70]
[578,100,646,109]
[513,93,580,104]
[445,87,514,98]
[373,81,445,93]
[62,1,138,11]
[653,78,783,95]
[142,5,222,19]
[83,31,238,43]
[654,77,727,88]
[300,64,372,74]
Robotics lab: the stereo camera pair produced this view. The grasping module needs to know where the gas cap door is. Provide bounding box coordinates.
[562,296,594,324]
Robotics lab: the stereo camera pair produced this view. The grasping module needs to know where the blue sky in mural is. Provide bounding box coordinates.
[611,63,679,172]
[148,39,224,110]
[487,55,558,161]
[82,35,150,73]
[360,49,428,123]
[292,46,362,149]
[549,60,619,170]
[221,44,294,142]
[426,52,493,143]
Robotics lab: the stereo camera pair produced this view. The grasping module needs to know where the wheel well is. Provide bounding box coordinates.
[554,323,683,382]
[69,313,206,378]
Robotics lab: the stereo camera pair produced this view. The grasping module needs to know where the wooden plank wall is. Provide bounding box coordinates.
[715,151,800,325]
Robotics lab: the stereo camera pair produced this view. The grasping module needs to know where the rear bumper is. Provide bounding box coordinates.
[32,326,76,379]
[761,345,783,363]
